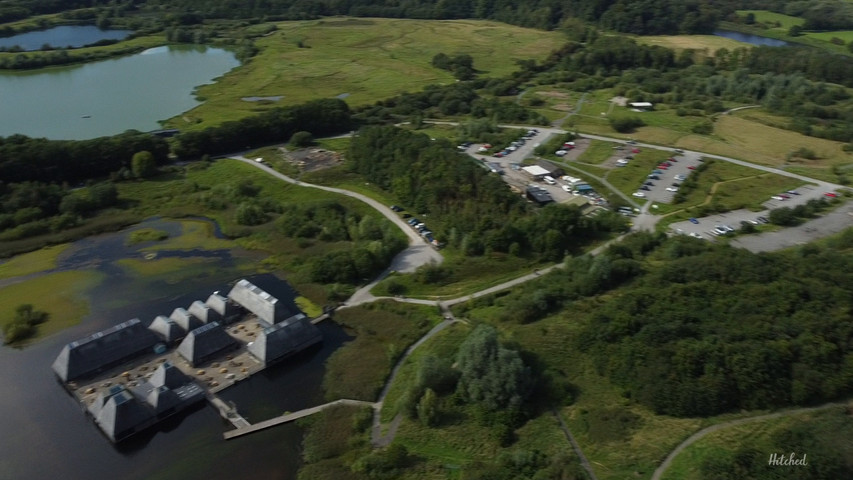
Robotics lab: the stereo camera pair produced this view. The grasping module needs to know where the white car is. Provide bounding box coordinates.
[477,147,488,153]
[632,191,646,198]
[771,195,785,201]
[689,232,703,239]
[666,187,679,192]
[616,159,629,165]
[562,185,572,192]
[674,174,686,181]
[555,150,567,156]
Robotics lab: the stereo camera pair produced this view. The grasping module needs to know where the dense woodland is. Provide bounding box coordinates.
[462,232,853,419]
[348,126,627,260]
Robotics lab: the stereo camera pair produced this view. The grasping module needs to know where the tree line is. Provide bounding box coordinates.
[1,0,743,36]
[173,98,352,158]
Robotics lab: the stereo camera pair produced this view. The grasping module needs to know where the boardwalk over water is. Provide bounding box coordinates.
[207,393,251,429]
[223,399,374,440]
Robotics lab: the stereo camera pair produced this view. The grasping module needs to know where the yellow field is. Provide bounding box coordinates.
[177,18,564,128]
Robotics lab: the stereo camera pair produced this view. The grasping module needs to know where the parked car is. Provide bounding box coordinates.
[674,174,686,181]
[689,218,699,224]
[653,169,663,174]
[665,187,679,192]
[562,185,572,192]
[632,148,641,153]
[787,190,800,195]
[771,195,784,201]
[657,165,669,170]
[779,193,790,199]
[674,148,684,153]
[668,157,677,162]
[640,185,650,191]
[493,152,504,158]
[555,150,568,156]
[616,159,629,165]
[757,216,769,223]
[632,191,646,198]
[390,205,403,212]
[687,166,696,170]
[648,174,660,180]
[644,181,655,186]
[825,192,838,198]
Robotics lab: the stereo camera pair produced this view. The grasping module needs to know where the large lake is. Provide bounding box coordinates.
[0,25,132,51]
[0,218,350,480]
[0,45,239,140]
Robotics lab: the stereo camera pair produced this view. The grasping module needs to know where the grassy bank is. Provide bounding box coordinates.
[0,243,69,279]
[0,270,102,342]
[661,405,853,480]
[169,18,564,129]
[324,301,439,402]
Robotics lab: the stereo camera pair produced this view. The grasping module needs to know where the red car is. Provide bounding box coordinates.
[632,148,641,153]
[688,166,696,170]
[825,192,838,198]
[668,157,677,162]
[657,165,669,170]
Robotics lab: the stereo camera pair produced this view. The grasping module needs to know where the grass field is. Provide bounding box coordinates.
[373,250,543,299]
[0,270,103,342]
[0,243,69,279]
[171,18,564,129]
[323,301,439,402]
[661,406,853,480]
[636,34,752,53]
[735,10,804,30]
[577,139,620,164]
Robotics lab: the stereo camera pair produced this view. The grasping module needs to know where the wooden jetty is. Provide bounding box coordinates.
[224,399,374,440]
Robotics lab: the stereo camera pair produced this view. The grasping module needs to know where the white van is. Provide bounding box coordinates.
[543,175,557,185]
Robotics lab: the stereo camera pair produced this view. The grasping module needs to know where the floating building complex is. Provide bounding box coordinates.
[52,278,323,443]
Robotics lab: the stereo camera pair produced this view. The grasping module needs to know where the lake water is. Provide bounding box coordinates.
[0,45,239,140]
[0,25,132,51]
[0,218,350,480]
[714,29,792,47]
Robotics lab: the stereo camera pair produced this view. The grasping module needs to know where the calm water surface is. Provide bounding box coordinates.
[0,218,350,480]
[0,25,132,51]
[713,29,792,47]
[0,45,239,140]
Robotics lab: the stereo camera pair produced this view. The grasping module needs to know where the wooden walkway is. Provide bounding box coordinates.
[223,399,374,440]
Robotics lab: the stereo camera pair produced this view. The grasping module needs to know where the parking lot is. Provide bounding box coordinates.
[668,184,831,240]
[634,150,705,205]
[463,130,590,205]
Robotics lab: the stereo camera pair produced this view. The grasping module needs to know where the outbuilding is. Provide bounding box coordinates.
[522,165,551,180]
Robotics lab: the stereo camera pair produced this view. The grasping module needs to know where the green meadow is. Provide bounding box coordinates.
[171,18,564,129]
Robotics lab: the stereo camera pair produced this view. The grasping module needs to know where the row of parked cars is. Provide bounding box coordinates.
[770,190,800,201]
[405,216,438,245]
[484,129,539,158]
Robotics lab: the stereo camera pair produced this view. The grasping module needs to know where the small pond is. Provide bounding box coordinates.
[713,29,792,47]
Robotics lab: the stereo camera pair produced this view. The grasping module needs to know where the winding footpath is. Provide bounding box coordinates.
[651,402,847,480]
[229,131,850,470]
[231,156,443,273]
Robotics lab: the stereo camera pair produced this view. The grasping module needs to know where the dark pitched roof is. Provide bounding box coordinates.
[93,386,154,442]
[148,316,184,344]
[176,322,237,367]
[189,300,222,324]
[247,316,322,365]
[52,319,160,382]
[170,308,203,331]
[227,279,302,327]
